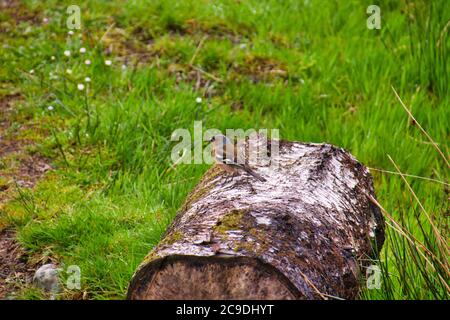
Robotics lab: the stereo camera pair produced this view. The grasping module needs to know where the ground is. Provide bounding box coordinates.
[0,0,448,299]
[0,92,52,299]
[0,229,32,298]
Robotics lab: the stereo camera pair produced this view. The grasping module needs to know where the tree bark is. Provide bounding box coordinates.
[127,136,385,300]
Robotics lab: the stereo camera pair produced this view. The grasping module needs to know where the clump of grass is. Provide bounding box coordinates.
[361,91,449,299]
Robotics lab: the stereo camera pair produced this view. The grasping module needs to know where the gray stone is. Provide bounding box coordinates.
[33,264,60,296]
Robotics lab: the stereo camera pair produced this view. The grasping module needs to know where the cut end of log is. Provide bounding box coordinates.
[128,255,299,300]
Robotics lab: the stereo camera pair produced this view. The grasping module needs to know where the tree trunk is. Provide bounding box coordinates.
[127,136,385,300]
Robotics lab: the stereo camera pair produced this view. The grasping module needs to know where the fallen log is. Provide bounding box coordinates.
[127,136,385,300]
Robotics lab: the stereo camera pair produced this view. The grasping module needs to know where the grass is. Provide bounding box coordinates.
[0,0,448,299]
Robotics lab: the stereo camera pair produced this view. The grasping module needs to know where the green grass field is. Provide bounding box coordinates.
[0,0,448,299]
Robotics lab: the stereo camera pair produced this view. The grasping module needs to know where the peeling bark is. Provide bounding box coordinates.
[128,136,384,300]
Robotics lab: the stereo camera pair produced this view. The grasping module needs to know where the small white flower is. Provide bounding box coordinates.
[121,64,127,70]
[51,55,55,60]
[85,77,91,82]
[196,97,202,103]
[66,69,72,74]
[77,83,85,91]
[104,59,112,66]
[64,50,71,57]
[79,47,86,53]
[85,59,91,65]
[43,17,49,24]
[29,69,34,74]
[47,105,54,111]
[68,30,74,36]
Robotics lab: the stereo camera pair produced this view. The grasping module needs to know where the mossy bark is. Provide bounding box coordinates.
[128,136,384,300]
